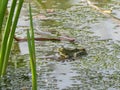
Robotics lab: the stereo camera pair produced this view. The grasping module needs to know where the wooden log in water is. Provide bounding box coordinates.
[14,36,75,42]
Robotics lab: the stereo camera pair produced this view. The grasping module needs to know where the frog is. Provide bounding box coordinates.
[58,46,87,60]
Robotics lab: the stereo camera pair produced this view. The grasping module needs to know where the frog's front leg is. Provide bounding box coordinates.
[60,54,69,59]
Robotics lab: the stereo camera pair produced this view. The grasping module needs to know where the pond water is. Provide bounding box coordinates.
[1,0,120,90]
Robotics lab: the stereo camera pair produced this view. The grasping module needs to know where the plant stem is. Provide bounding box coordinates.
[0,0,8,33]
[27,2,37,90]
[1,0,24,76]
[0,0,17,76]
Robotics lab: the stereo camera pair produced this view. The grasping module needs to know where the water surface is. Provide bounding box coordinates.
[1,0,120,90]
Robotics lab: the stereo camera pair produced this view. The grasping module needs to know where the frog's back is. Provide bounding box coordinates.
[58,46,87,60]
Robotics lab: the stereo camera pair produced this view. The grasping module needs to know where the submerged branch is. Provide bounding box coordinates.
[14,36,75,42]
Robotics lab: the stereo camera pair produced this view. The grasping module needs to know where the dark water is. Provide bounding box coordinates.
[1,0,120,90]
[35,0,80,9]
[90,0,112,7]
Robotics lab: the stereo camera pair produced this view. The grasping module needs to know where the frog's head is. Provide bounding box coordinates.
[58,47,69,59]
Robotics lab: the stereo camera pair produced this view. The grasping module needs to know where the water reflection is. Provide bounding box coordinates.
[36,0,80,9]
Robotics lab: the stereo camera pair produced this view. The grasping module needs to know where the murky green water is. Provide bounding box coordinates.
[1,0,120,90]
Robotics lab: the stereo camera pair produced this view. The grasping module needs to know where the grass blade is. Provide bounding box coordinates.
[0,0,8,33]
[29,3,35,59]
[0,0,17,76]
[27,2,37,90]
[1,0,24,76]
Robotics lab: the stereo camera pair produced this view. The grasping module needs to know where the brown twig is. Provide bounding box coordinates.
[14,36,75,42]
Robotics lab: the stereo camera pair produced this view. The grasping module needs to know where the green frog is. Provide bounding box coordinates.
[58,47,87,59]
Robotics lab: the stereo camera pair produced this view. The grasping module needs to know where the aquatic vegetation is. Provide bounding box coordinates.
[0,0,8,33]
[0,0,120,89]
[0,0,24,77]
[27,2,37,90]
[0,0,38,90]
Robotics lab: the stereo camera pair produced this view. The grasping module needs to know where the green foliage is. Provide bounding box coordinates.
[0,0,8,33]
[27,2,37,90]
[0,0,24,77]
[0,0,37,89]
[0,0,37,90]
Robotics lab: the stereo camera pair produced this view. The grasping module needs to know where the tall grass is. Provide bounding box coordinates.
[0,0,8,33]
[0,0,24,76]
[0,0,37,89]
[27,2,37,90]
